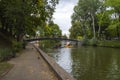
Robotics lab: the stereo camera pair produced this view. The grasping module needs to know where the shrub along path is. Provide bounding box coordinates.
[1,43,58,80]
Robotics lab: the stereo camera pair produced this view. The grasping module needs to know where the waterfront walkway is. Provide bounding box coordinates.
[1,43,58,80]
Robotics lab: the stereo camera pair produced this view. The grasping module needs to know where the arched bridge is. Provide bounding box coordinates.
[25,37,80,42]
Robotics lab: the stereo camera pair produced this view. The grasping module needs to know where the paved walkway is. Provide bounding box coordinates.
[1,43,58,80]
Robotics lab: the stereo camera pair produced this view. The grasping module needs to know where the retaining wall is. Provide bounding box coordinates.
[33,44,74,80]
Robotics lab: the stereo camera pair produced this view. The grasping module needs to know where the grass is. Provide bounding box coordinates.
[0,48,13,61]
[0,62,13,78]
[97,40,120,48]
[84,39,120,48]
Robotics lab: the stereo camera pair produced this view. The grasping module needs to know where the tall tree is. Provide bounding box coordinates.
[0,0,59,41]
[70,0,101,40]
[42,22,62,37]
[71,0,91,38]
[105,0,120,39]
[87,0,101,39]
[96,11,111,39]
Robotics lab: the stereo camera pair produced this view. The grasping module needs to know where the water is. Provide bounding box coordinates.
[47,46,120,80]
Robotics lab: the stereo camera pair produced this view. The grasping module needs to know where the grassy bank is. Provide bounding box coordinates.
[0,62,13,78]
[97,40,120,48]
[84,39,120,48]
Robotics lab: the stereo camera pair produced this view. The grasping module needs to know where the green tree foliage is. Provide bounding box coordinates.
[70,0,101,40]
[70,0,120,40]
[96,11,111,38]
[105,0,120,39]
[42,22,62,37]
[69,21,83,39]
[0,0,59,41]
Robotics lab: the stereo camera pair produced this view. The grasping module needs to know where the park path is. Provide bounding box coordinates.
[1,43,58,80]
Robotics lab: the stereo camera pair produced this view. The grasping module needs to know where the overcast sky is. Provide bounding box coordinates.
[53,0,78,35]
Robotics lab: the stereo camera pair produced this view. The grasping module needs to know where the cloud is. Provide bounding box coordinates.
[53,0,78,35]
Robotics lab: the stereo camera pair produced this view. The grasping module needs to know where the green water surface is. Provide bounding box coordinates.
[48,46,120,80]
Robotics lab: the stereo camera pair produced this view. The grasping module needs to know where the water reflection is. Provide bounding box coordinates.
[52,48,73,73]
[48,47,120,80]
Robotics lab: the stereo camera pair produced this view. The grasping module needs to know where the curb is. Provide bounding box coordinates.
[33,44,74,80]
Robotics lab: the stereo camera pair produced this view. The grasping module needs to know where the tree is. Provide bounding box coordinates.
[70,0,101,40]
[71,0,91,39]
[96,11,111,39]
[38,22,62,38]
[0,0,59,41]
[69,21,83,39]
[70,0,120,41]
[105,0,120,39]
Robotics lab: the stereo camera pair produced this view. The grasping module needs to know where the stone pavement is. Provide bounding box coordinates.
[1,43,58,80]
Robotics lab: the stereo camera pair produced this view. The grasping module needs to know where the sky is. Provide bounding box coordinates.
[53,0,78,36]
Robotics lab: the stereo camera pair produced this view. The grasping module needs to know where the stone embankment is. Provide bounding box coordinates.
[33,44,74,80]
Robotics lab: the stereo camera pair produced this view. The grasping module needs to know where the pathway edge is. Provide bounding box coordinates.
[33,44,75,80]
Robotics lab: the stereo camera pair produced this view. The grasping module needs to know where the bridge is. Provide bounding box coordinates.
[24,37,80,42]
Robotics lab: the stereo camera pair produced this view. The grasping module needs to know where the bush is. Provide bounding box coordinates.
[0,41,27,62]
[12,41,23,52]
[22,41,27,49]
[82,38,98,46]
[97,40,120,48]
[0,48,12,61]
[82,37,89,46]
[89,38,98,46]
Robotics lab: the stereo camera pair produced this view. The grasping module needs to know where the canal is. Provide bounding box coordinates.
[40,42,120,80]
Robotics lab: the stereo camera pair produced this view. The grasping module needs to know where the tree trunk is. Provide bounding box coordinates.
[98,24,101,39]
[17,33,24,42]
[98,12,105,40]
[118,14,120,40]
[91,14,96,39]
[116,26,119,39]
